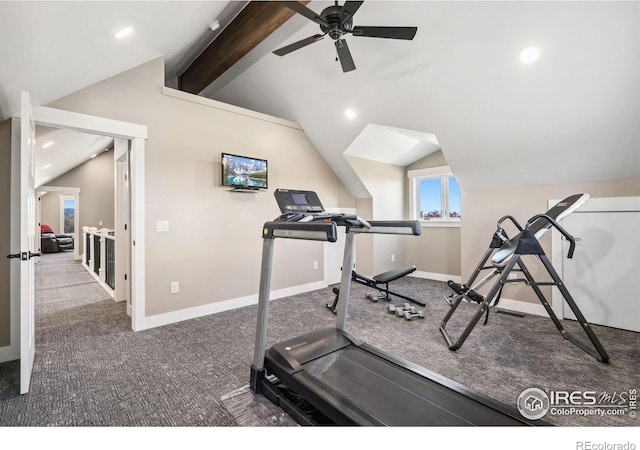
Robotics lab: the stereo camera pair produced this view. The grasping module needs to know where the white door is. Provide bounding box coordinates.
[562,205,640,332]
[19,91,37,394]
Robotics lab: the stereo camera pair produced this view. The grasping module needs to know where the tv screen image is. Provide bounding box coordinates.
[221,153,268,189]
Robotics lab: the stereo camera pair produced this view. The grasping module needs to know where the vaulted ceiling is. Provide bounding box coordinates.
[1,1,638,195]
[204,1,640,196]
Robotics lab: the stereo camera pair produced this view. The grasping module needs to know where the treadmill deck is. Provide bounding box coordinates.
[264,328,535,426]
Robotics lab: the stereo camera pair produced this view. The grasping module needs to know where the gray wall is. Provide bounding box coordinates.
[0,120,11,347]
[405,150,462,277]
[463,178,640,305]
[40,149,114,254]
[47,57,354,317]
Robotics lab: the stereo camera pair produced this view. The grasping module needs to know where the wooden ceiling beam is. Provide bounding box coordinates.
[179,1,309,95]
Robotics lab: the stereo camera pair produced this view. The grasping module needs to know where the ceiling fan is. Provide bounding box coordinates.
[273,1,418,72]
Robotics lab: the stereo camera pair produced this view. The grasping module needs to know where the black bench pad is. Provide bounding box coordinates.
[373,265,416,284]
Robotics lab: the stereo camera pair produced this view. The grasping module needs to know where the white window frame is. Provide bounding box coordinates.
[408,166,461,228]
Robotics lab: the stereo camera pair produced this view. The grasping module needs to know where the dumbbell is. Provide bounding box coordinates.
[367,292,386,302]
[387,303,411,315]
[404,310,425,321]
[395,304,413,317]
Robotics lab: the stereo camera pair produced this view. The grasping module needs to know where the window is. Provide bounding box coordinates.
[408,166,461,226]
[60,195,75,235]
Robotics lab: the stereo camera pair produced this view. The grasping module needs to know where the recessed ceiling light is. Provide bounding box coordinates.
[42,141,54,149]
[209,20,220,32]
[41,164,51,170]
[114,27,134,40]
[345,109,357,120]
[90,154,97,159]
[520,46,540,64]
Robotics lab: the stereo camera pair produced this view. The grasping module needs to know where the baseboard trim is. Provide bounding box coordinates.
[493,297,550,318]
[139,280,328,331]
[0,344,19,364]
[410,270,461,284]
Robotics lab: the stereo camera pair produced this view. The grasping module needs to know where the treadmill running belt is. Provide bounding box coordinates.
[300,346,525,426]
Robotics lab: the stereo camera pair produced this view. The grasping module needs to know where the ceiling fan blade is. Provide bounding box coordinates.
[273,34,326,56]
[281,1,328,27]
[351,26,417,40]
[335,39,356,72]
[340,1,364,25]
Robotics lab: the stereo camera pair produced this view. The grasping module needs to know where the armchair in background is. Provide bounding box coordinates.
[41,224,74,253]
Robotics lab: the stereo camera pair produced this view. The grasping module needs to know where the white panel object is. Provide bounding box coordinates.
[561,197,640,332]
[18,91,37,394]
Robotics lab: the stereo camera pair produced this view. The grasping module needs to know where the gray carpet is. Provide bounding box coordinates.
[0,251,638,427]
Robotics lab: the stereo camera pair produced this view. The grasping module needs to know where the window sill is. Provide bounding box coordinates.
[419,220,461,228]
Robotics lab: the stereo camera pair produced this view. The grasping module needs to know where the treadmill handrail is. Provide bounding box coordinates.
[350,220,421,236]
[262,221,338,242]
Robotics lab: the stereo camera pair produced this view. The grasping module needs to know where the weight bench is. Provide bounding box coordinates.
[439,193,609,364]
[326,265,425,314]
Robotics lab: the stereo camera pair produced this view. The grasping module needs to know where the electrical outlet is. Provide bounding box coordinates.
[170,281,179,294]
[313,261,318,270]
[391,254,396,262]
[156,220,170,232]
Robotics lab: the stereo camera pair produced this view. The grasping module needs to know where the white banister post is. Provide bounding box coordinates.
[88,226,98,273]
[98,228,111,283]
[82,226,90,266]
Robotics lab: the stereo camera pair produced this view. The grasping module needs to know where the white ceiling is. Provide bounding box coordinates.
[207,1,640,196]
[35,127,113,188]
[344,124,440,167]
[1,1,638,197]
[0,1,241,186]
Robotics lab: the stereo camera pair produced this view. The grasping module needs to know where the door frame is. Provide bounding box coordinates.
[10,103,148,347]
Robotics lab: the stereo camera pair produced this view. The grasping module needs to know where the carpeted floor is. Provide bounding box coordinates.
[0,251,638,427]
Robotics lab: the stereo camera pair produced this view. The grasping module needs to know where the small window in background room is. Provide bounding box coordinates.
[61,196,75,234]
[409,167,461,226]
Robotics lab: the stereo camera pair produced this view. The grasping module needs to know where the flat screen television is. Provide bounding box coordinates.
[221,153,268,190]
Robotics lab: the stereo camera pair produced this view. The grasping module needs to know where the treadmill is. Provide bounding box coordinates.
[250,189,546,426]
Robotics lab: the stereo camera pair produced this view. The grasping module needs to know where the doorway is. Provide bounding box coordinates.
[28,106,147,331]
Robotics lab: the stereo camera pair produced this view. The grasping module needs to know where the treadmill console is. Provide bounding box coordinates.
[275,189,324,214]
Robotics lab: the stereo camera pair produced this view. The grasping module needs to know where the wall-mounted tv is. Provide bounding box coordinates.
[221,153,268,190]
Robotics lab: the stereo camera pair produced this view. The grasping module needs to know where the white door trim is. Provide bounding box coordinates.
[32,105,147,332]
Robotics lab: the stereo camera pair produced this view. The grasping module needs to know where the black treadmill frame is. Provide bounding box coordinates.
[250,192,547,426]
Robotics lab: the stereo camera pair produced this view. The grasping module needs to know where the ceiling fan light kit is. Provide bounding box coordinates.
[273,1,418,72]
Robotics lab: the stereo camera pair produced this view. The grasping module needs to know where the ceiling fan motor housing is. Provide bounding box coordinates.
[320,5,353,40]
